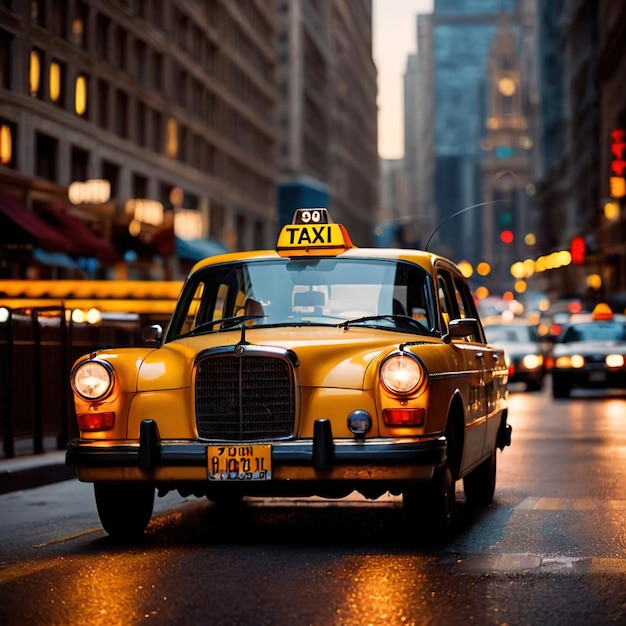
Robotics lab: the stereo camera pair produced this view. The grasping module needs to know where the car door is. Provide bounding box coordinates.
[436,267,487,469]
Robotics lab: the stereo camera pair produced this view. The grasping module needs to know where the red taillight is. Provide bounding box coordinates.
[77,412,115,431]
[382,407,425,426]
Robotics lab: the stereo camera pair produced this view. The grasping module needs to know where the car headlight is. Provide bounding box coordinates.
[522,354,543,370]
[554,354,585,369]
[72,359,114,400]
[606,354,625,368]
[380,352,424,394]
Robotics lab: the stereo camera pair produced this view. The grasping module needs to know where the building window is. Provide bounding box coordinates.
[29,49,42,97]
[0,119,15,167]
[153,51,163,91]
[95,13,110,60]
[165,117,178,158]
[49,60,65,105]
[101,160,119,198]
[115,89,129,138]
[75,73,88,116]
[0,28,12,90]
[135,40,147,85]
[132,172,148,198]
[115,26,128,71]
[50,0,67,38]
[35,132,58,181]
[136,100,146,146]
[71,1,88,48]
[31,0,46,27]
[70,146,89,182]
[209,202,225,239]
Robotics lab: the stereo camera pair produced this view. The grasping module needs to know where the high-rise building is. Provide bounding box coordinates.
[276,0,378,246]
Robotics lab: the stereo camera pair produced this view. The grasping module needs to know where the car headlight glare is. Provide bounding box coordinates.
[380,353,424,394]
[555,354,584,369]
[606,354,624,368]
[522,354,543,370]
[72,360,113,400]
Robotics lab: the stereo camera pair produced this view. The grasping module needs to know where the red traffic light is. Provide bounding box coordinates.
[571,236,585,264]
[500,230,514,244]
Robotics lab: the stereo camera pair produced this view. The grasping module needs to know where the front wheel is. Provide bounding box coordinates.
[403,423,457,540]
[403,462,455,540]
[94,483,155,541]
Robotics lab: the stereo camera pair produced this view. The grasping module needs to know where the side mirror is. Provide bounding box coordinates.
[141,324,163,344]
[442,317,480,344]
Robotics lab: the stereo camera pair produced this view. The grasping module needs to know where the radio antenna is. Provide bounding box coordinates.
[424,200,504,252]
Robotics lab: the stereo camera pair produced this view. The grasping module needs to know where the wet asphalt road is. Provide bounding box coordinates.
[1,384,626,625]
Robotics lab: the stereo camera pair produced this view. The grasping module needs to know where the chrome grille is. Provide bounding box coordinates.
[195,353,295,440]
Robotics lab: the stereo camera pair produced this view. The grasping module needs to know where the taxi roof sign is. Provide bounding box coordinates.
[276,209,355,257]
[592,302,613,321]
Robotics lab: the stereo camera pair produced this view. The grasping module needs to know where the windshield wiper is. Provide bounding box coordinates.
[180,315,265,338]
[339,315,432,334]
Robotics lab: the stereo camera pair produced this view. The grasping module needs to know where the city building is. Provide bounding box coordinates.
[401,0,539,296]
[535,0,626,304]
[0,0,278,280]
[276,0,378,246]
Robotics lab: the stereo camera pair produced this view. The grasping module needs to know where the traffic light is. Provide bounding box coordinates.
[571,236,585,264]
[500,230,514,244]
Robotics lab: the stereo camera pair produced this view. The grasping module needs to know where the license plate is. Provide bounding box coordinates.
[589,371,606,382]
[207,444,272,481]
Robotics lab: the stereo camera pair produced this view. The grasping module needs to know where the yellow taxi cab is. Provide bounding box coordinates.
[551,302,626,398]
[66,209,511,540]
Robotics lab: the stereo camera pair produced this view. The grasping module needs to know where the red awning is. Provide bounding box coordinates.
[38,202,119,263]
[0,192,73,253]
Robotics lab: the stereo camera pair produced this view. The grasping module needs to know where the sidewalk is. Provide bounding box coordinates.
[0,438,75,495]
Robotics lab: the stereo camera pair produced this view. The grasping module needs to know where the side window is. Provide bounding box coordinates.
[452,275,484,343]
[436,271,458,332]
[180,282,205,335]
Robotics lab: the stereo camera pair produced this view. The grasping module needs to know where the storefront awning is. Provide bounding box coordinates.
[0,192,72,253]
[38,202,119,263]
[175,237,228,262]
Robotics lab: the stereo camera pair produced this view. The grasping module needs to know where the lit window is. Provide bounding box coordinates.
[29,50,41,96]
[75,74,87,115]
[166,117,178,158]
[0,124,12,164]
[49,61,61,102]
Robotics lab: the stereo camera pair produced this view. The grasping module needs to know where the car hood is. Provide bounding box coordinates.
[136,325,441,391]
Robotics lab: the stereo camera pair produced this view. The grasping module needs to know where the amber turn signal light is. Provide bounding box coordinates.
[77,412,115,431]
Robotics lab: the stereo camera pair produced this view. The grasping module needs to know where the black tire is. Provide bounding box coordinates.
[552,380,570,398]
[94,483,155,541]
[403,425,457,539]
[463,446,496,508]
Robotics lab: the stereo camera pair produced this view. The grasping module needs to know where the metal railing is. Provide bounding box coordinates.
[0,306,141,458]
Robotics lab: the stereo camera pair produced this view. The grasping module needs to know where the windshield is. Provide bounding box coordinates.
[560,322,626,343]
[166,258,437,340]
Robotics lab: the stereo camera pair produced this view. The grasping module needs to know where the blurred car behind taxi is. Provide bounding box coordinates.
[484,320,546,391]
[551,303,626,398]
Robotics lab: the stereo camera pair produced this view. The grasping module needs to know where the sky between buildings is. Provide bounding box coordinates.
[373,0,434,160]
